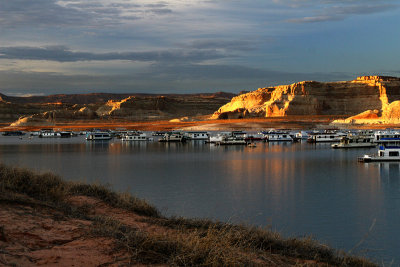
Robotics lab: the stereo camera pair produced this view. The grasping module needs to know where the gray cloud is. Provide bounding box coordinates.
[0,0,173,28]
[0,66,355,95]
[183,40,257,51]
[285,1,397,23]
[0,46,229,63]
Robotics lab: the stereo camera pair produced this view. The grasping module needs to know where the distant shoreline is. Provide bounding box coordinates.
[1,116,399,132]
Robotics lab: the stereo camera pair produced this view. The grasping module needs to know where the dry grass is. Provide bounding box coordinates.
[0,164,378,266]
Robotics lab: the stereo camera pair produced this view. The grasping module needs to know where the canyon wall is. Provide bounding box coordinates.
[212,76,400,121]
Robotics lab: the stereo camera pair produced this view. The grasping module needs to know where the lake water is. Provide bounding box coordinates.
[0,134,399,264]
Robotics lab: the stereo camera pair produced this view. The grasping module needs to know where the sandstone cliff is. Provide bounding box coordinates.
[6,92,234,126]
[211,76,400,121]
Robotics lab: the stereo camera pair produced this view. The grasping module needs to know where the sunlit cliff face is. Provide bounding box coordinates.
[212,76,400,121]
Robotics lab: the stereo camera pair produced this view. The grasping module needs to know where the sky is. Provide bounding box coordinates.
[0,0,399,96]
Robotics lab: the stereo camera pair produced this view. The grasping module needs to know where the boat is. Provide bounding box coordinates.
[159,132,186,142]
[373,130,400,144]
[59,131,73,138]
[331,134,376,149]
[263,131,294,142]
[152,131,167,136]
[247,142,257,147]
[207,132,231,143]
[215,135,247,145]
[244,133,264,141]
[307,131,346,143]
[39,130,61,138]
[185,131,209,140]
[2,131,25,136]
[86,132,112,141]
[121,131,151,141]
[295,131,309,140]
[359,145,400,162]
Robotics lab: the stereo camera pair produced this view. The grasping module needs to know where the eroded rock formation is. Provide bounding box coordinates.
[212,76,400,121]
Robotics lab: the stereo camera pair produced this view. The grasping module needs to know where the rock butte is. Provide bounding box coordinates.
[211,76,400,125]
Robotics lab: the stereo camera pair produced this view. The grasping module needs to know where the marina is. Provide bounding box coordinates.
[0,132,398,264]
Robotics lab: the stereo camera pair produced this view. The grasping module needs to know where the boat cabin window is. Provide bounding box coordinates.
[389,151,399,157]
[380,151,385,157]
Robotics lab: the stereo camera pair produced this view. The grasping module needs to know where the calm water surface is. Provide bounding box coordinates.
[0,135,399,264]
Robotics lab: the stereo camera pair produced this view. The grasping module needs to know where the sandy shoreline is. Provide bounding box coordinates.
[1,116,399,132]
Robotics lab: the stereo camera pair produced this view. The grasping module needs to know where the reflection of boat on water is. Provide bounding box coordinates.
[332,135,376,149]
[86,132,112,141]
[359,145,400,162]
[247,143,257,147]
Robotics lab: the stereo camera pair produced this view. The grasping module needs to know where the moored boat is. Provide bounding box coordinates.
[159,132,186,142]
[2,131,25,136]
[185,131,209,140]
[263,131,293,142]
[359,145,400,162]
[307,131,345,143]
[121,131,151,141]
[86,132,112,141]
[331,134,376,149]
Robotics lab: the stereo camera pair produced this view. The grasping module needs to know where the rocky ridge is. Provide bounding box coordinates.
[6,92,235,126]
[211,76,400,123]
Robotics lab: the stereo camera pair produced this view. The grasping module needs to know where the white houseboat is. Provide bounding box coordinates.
[185,131,209,140]
[121,132,150,141]
[307,131,346,143]
[39,130,61,138]
[159,132,186,142]
[263,131,293,142]
[359,145,400,162]
[331,134,376,149]
[86,132,112,141]
[215,136,247,145]
[373,130,400,144]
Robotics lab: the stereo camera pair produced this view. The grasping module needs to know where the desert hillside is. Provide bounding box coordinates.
[0,92,235,126]
[211,76,400,124]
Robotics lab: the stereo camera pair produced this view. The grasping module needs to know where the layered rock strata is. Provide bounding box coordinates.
[211,76,400,121]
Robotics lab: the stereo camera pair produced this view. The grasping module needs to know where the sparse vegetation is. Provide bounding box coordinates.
[0,164,378,266]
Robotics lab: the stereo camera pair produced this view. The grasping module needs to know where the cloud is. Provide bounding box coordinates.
[0,0,177,28]
[0,66,355,95]
[285,1,397,23]
[0,46,229,63]
[183,39,257,51]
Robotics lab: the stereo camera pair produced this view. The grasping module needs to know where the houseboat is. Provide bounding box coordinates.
[244,133,264,141]
[215,136,247,145]
[121,132,150,141]
[307,131,346,143]
[373,130,400,144]
[359,145,400,162]
[39,130,61,138]
[331,134,376,149]
[159,132,186,142]
[263,131,294,142]
[86,132,112,141]
[2,131,25,136]
[152,131,167,136]
[185,131,209,140]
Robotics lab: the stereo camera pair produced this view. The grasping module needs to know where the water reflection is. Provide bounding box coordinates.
[0,136,398,263]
